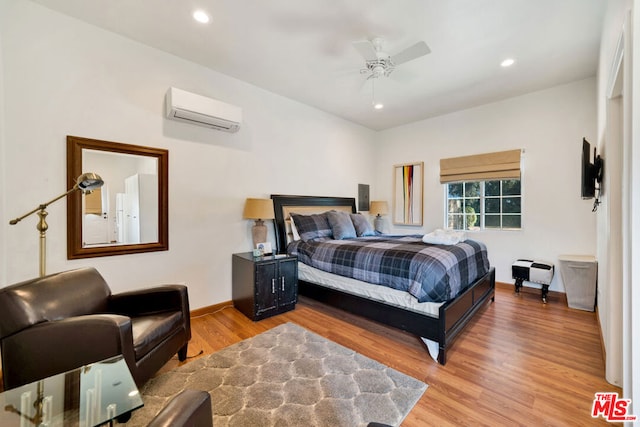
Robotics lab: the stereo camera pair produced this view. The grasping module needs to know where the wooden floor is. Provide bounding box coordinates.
[160,284,620,426]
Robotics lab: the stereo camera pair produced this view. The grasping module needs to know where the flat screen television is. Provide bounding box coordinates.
[581,138,603,200]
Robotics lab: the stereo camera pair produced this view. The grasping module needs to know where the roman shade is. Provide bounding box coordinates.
[439,149,522,183]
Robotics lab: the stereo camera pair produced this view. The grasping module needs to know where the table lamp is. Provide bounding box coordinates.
[369,200,389,233]
[243,198,275,248]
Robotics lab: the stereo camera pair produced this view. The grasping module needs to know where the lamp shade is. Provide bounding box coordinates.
[243,198,275,220]
[76,172,104,191]
[369,201,389,216]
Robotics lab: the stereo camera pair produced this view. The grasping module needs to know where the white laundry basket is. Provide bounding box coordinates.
[558,255,597,311]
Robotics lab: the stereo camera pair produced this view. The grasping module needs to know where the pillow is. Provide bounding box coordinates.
[288,218,301,241]
[350,213,376,237]
[290,212,333,241]
[422,228,467,245]
[326,210,357,240]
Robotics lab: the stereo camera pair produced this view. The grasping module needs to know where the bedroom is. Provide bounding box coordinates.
[0,0,638,423]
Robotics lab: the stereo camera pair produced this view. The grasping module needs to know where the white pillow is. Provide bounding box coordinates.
[287,218,301,241]
[422,228,467,245]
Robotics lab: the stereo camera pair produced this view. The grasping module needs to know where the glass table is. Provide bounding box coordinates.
[0,355,143,427]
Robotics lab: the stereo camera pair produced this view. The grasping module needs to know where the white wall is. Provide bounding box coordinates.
[0,1,376,308]
[0,24,6,285]
[375,78,598,292]
[631,1,640,409]
[595,0,632,389]
[595,0,640,404]
[0,1,607,302]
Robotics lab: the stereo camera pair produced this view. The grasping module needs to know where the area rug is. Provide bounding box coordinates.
[128,322,427,427]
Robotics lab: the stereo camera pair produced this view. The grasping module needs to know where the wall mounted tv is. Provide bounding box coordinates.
[581,137,603,199]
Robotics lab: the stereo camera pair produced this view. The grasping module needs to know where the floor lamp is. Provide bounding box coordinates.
[9,172,104,277]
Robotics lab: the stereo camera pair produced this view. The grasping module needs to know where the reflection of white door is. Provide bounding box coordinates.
[123,174,158,244]
[115,193,125,243]
[124,177,140,244]
[83,184,110,245]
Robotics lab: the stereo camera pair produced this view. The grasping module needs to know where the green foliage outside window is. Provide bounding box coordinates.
[446,179,521,230]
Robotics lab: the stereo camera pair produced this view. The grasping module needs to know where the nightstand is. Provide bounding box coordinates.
[232,252,298,321]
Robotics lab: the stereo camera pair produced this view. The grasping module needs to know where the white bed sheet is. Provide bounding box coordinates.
[297,262,443,318]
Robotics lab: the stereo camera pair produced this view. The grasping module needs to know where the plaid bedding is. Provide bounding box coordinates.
[287,235,490,303]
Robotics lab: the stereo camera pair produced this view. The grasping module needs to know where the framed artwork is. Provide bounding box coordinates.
[393,162,424,226]
[256,242,272,255]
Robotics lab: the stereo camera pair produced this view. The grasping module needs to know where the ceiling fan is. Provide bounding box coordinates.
[353,37,431,80]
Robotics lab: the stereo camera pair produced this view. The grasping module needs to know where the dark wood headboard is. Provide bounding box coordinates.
[270,195,357,254]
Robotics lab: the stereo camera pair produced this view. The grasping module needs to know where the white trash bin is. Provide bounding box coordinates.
[558,255,597,311]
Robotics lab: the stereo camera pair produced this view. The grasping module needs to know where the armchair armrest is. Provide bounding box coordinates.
[148,389,212,427]
[109,285,189,317]
[1,314,135,389]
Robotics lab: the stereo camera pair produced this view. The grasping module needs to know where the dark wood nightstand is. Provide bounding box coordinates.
[232,252,298,321]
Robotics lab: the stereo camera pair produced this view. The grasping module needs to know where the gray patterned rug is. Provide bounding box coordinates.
[129,323,427,427]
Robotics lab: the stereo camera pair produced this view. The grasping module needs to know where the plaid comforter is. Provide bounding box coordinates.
[287,235,490,303]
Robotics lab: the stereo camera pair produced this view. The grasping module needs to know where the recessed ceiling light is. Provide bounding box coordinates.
[373,102,384,110]
[193,10,210,24]
[501,58,515,67]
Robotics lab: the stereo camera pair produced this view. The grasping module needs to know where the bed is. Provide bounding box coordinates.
[271,194,495,365]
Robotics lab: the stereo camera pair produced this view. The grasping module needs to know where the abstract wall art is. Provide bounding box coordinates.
[393,162,423,226]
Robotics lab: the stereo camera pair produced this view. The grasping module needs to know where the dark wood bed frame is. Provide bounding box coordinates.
[270,194,495,365]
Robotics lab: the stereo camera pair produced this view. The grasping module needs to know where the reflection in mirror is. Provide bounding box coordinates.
[82,150,158,246]
[67,136,168,259]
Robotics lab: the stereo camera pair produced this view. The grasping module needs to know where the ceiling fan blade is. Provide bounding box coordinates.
[352,40,378,61]
[390,41,431,66]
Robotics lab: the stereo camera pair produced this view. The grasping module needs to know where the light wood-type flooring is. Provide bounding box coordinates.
[158,283,621,426]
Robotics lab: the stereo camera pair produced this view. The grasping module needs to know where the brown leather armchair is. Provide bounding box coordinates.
[0,267,191,390]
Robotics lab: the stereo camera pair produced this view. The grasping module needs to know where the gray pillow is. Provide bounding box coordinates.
[350,213,375,237]
[326,210,357,240]
[290,212,333,241]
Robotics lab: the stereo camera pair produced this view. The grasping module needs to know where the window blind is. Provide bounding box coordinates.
[439,149,522,183]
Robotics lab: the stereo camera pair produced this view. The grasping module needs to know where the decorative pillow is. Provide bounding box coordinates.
[288,218,301,241]
[290,212,333,241]
[350,213,376,237]
[326,210,357,240]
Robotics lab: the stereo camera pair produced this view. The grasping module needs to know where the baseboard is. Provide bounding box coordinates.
[190,300,234,318]
[496,281,567,305]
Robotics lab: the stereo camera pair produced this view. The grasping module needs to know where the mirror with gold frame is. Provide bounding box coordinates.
[67,135,169,259]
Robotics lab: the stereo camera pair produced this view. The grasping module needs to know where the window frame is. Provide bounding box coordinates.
[444,178,523,231]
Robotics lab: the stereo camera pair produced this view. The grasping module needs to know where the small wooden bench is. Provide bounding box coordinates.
[512,259,555,303]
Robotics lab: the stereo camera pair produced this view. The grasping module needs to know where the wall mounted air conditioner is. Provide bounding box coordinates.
[165,87,242,132]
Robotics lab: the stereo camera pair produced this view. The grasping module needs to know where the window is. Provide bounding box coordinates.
[446,179,521,230]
